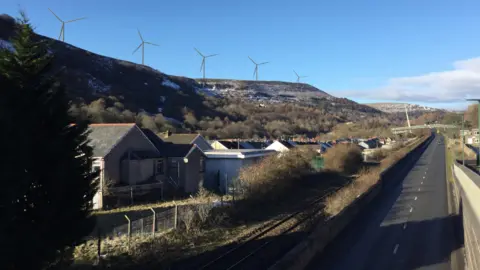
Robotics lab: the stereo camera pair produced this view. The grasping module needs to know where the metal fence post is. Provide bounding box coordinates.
[124,215,131,251]
[174,202,178,229]
[97,228,102,266]
[150,207,156,237]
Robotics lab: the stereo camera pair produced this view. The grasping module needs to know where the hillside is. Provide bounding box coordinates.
[1,13,389,138]
[365,102,444,114]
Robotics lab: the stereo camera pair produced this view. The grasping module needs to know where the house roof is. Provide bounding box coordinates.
[161,133,199,144]
[88,123,136,157]
[162,143,199,158]
[359,139,378,149]
[204,149,276,159]
[216,140,251,149]
[141,128,165,151]
[246,141,271,149]
[278,140,295,148]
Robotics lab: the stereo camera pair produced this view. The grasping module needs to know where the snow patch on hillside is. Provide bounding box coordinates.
[162,78,180,90]
[0,39,15,52]
[86,74,111,94]
[95,57,114,71]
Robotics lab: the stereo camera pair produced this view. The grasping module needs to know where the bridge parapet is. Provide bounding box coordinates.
[452,162,480,269]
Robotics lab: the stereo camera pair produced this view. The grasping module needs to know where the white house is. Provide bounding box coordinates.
[265,140,297,152]
[203,149,276,193]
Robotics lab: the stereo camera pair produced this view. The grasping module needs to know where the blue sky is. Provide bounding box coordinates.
[4,0,480,109]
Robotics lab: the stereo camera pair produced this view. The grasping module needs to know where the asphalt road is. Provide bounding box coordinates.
[307,135,462,270]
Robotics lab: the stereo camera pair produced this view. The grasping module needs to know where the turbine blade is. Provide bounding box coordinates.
[137,29,143,41]
[194,47,204,57]
[145,42,159,46]
[294,70,299,77]
[253,67,257,78]
[200,60,205,72]
[259,62,269,65]
[248,56,256,64]
[206,54,218,58]
[48,8,63,22]
[132,43,142,54]
[65,17,87,23]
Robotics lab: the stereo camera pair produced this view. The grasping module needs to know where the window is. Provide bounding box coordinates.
[156,159,164,175]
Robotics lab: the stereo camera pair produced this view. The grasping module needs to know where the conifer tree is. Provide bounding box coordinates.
[0,12,98,269]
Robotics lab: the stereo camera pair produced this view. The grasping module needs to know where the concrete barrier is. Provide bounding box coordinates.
[452,163,480,270]
[269,135,433,270]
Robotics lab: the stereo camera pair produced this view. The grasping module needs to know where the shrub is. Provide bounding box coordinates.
[323,144,363,175]
[238,148,317,204]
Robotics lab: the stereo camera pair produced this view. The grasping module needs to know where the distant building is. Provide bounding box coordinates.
[203,149,276,193]
[358,138,380,149]
[265,140,297,152]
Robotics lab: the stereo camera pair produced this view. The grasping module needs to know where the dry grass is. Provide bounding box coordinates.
[238,147,317,205]
[447,138,476,160]
[324,168,381,216]
[94,193,232,216]
[323,143,363,175]
[72,225,242,269]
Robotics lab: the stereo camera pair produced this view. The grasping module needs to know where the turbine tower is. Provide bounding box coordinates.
[48,8,86,42]
[404,104,412,133]
[195,48,218,83]
[248,56,269,81]
[293,70,308,83]
[132,29,159,65]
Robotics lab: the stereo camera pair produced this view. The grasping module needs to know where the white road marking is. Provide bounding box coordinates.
[410,207,413,213]
[393,244,399,254]
[423,176,425,179]
[403,223,407,229]
[418,188,421,191]
[421,181,423,184]
[414,196,418,200]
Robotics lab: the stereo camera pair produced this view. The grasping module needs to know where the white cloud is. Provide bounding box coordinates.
[340,57,480,103]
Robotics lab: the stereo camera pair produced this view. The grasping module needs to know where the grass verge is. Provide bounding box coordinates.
[324,135,428,216]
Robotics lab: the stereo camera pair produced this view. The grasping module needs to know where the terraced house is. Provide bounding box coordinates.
[88,123,165,209]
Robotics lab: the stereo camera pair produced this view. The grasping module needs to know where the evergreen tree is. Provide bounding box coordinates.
[0,13,98,269]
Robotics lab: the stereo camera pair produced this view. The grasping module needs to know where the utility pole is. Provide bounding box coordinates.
[466,99,480,168]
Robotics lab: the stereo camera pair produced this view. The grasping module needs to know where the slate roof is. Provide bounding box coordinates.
[278,140,295,149]
[162,134,199,144]
[141,128,165,151]
[88,123,136,157]
[162,143,198,158]
[217,140,250,149]
[246,141,271,149]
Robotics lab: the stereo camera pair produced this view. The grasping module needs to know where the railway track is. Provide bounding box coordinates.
[197,186,344,270]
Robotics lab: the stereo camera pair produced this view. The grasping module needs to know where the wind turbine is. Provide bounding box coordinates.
[48,8,86,42]
[195,48,218,83]
[132,29,159,65]
[248,56,269,81]
[293,70,308,83]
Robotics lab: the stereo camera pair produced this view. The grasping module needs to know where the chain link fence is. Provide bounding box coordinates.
[96,201,228,240]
